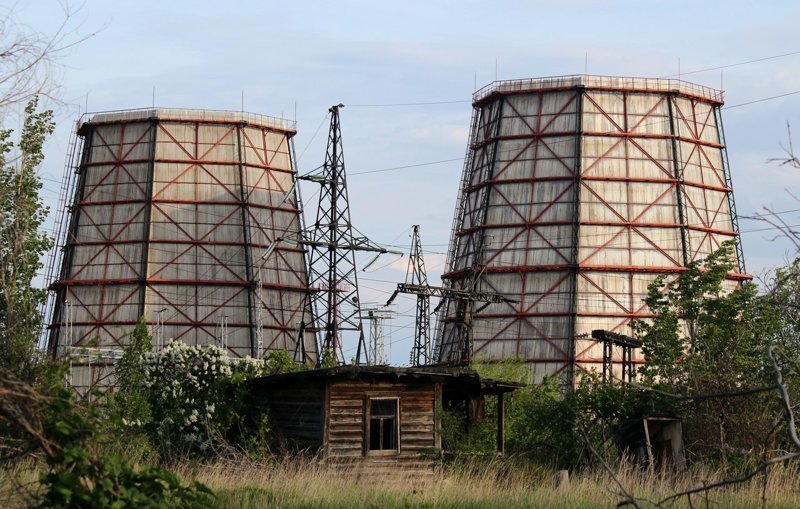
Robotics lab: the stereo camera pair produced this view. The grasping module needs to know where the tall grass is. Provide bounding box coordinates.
[174,457,800,508]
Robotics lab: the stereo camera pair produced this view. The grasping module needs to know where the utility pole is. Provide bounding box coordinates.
[301,104,395,365]
[361,304,395,365]
[386,225,511,366]
[407,226,432,366]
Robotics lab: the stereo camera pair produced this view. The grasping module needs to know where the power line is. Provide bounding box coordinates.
[341,50,800,114]
[724,90,800,110]
[346,100,470,108]
[349,157,464,176]
[661,50,800,79]
[741,206,800,219]
[342,88,800,179]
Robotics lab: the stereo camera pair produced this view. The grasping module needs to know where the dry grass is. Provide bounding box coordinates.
[0,460,41,509]
[174,457,800,508]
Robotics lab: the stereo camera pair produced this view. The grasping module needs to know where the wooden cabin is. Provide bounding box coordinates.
[247,366,519,476]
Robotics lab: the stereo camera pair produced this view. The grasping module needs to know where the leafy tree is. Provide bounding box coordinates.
[758,259,800,425]
[631,241,781,465]
[0,97,54,382]
[319,347,337,368]
[505,376,585,468]
[113,317,153,425]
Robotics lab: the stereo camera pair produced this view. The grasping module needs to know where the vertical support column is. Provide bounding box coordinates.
[496,393,505,454]
[567,86,585,389]
[434,382,442,450]
[436,106,481,363]
[667,91,690,267]
[458,96,505,365]
[288,137,315,364]
[236,123,258,358]
[137,119,158,324]
[50,124,94,356]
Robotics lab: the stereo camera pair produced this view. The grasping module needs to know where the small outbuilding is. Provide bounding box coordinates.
[613,413,686,472]
[247,365,520,477]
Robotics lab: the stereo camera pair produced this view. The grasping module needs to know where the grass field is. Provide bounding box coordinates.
[173,458,800,508]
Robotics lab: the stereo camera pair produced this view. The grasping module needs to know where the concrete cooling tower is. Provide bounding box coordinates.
[435,75,747,382]
[46,108,316,395]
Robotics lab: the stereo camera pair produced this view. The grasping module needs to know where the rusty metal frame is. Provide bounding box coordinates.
[436,79,746,379]
[49,113,313,382]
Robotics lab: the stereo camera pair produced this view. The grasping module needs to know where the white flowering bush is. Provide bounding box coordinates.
[142,342,265,455]
[127,341,309,458]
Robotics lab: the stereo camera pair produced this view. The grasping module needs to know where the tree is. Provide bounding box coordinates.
[0,97,54,382]
[632,242,781,464]
[761,258,800,360]
[633,242,769,387]
[113,317,153,425]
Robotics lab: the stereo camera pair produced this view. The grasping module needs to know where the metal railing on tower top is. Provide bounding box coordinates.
[473,75,724,104]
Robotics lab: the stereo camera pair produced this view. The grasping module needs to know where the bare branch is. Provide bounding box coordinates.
[766,122,800,168]
[619,376,778,402]
[575,424,644,509]
[653,346,800,505]
[0,2,99,115]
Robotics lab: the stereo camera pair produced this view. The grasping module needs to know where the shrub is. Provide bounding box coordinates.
[0,367,213,508]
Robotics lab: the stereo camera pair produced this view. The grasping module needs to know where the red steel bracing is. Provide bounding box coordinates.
[436,78,746,381]
[439,88,581,369]
[49,110,314,394]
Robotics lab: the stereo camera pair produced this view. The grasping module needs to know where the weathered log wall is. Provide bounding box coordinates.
[265,383,325,450]
[325,380,439,467]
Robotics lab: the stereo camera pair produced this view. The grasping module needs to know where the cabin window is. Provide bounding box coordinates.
[368,398,398,451]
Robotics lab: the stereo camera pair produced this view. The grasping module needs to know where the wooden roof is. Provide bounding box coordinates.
[248,365,523,395]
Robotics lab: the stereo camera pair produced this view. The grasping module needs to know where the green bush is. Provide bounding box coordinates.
[112,330,309,460]
[0,367,213,508]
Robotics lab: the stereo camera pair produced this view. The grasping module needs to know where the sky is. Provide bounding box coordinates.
[6,0,800,364]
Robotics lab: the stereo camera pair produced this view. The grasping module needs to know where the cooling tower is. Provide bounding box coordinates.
[47,108,316,394]
[435,76,747,382]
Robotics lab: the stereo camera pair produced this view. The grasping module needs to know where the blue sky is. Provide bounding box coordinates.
[8,0,800,363]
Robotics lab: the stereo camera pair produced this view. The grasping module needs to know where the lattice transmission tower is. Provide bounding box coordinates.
[301,104,389,365]
[406,226,432,366]
[386,225,509,366]
[361,304,395,365]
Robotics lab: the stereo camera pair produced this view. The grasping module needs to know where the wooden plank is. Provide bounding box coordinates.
[400,411,434,418]
[401,434,436,442]
[328,416,363,426]
[323,383,330,458]
[328,441,363,450]
[329,422,363,432]
[400,437,435,446]
[400,425,433,434]
[398,416,434,425]
[328,432,364,440]
[328,448,363,456]
[328,400,364,408]
[328,431,363,440]
[331,386,432,394]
